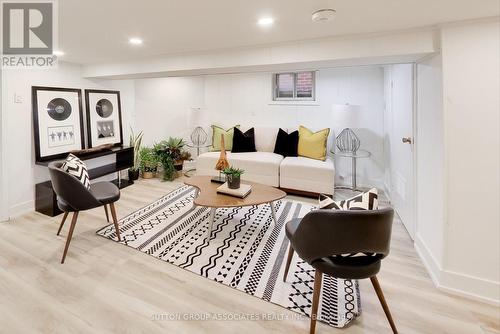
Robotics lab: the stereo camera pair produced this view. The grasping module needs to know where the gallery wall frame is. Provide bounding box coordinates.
[84,89,123,148]
[32,86,85,162]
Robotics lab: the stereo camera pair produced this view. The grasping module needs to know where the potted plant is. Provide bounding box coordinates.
[153,137,190,180]
[223,167,244,189]
[128,128,143,181]
[153,142,176,181]
[139,147,158,179]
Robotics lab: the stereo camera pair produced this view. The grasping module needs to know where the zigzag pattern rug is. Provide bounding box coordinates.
[96,185,361,328]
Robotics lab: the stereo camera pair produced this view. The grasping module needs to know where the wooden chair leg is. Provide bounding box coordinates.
[61,212,79,264]
[283,245,294,282]
[109,203,121,241]
[56,212,69,236]
[370,276,398,334]
[104,204,110,222]
[310,270,323,334]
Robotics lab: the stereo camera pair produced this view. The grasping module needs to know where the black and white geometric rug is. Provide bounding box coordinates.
[96,185,361,328]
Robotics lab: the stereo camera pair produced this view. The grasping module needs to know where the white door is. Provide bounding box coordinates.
[387,64,415,239]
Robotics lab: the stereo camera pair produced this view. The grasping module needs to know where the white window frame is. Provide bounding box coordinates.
[272,71,316,101]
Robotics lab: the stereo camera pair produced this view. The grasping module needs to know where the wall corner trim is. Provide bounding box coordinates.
[415,234,500,306]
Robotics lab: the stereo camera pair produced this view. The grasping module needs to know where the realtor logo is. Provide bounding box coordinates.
[1,1,57,68]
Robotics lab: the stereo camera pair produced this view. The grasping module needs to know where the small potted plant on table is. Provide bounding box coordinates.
[223,167,245,189]
[139,147,158,179]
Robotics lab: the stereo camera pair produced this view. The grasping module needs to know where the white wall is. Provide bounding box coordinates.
[414,53,445,274]
[133,66,386,188]
[438,19,499,303]
[2,62,135,217]
[202,66,386,188]
[134,76,204,146]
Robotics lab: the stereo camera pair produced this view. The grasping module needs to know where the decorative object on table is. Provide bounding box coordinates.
[153,137,189,181]
[211,125,239,151]
[222,166,244,189]
[333,103,361,154]
[331,149,371,191]
[97,184,359,329]
[69,143,113,157]
[84,89,123,148]
[32,86,85,162]
[217,182,252,198]
[139,147,158,179]
[297,125,330,161]
[319,188,378,210]
[274,128,299,157]
[212,135,229,183]
[128,127,144,181]
[190,126,208,156]
[231,127,256,153]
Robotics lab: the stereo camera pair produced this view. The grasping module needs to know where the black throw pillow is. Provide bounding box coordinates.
[232,127,256,153]
[274,128,299,157]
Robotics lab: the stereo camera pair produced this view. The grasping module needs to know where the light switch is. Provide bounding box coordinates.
[14,94,23,103]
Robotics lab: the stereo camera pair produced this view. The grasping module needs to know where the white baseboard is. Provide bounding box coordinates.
[415,234,499,306]
[414,234,442,285]
[8,200,34,219]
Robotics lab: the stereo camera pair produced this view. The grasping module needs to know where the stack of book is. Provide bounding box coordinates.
[216,183,252,198]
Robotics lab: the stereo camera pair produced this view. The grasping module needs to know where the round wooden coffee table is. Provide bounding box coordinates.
[184,176,286,240]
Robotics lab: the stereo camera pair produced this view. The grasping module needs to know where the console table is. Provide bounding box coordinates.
[35,146,134,216]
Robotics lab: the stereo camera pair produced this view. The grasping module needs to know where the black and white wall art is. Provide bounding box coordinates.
[32,86,85,162]
[85,89,123,148]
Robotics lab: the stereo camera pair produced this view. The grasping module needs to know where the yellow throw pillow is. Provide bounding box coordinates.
[298,126,330,161]
[211,125,240,151]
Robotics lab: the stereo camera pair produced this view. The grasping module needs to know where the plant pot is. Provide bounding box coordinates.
[128,169,140,181]
[174,160,183,171]
[142,171,154,179]
[226,175,241,189]
[174,161,184,178]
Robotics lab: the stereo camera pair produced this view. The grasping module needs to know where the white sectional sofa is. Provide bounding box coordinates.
[196,127,335,195]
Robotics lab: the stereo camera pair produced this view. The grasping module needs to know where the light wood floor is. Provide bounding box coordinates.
[0,177,498,334]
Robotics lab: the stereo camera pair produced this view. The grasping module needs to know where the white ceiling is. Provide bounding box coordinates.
[59,0,499,64]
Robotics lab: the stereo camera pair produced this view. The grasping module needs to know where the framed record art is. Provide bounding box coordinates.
[32,86,85,162]
[85,89,123,148]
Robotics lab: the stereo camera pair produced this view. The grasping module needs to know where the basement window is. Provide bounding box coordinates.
[273,71,315,101]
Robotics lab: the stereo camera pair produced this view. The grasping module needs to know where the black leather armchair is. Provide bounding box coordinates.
[283,208,397,334]
[48,161,121,264]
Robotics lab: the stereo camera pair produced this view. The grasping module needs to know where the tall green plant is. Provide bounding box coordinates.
[129,127,144,171]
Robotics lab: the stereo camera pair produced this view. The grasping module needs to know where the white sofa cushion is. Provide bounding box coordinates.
[280,156,335,195]
[197,151,283,187]
[239,126,280,153]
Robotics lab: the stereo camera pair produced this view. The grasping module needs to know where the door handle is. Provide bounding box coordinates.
[402,137,412,144]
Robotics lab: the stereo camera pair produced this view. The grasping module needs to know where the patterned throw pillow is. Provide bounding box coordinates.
[319,188,378,210]
[61,154,90,189]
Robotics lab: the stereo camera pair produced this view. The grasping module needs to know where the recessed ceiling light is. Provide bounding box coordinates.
[312,9,336,22]
[129,38,143,45]
[53,50,65,56]
[257,17,274,27]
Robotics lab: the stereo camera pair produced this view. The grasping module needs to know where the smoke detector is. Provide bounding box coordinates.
[312,9,336,22]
